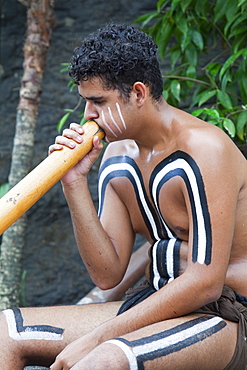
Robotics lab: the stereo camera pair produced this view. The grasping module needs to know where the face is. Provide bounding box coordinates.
[78,78,130,143]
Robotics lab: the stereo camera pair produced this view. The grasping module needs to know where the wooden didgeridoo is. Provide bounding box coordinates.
[0,120,105,235]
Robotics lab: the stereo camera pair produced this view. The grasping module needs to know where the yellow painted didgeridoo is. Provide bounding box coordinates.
[0,120,105,235]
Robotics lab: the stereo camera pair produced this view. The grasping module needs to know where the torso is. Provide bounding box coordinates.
[99,112,247,296]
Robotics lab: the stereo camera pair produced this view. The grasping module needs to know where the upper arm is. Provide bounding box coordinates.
[182,137,241,294]
[97,146,136,273]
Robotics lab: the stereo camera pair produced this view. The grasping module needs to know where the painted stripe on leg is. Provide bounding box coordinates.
[3,308,64,341]
[107,316,226,369]
[105,339,138,370]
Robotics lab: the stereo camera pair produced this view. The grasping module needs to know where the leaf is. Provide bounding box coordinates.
[217,90,233,109]
[236,110,247,137]
[79,116,87,126]
[198,90,217,106]
[195,0,209,18]
[157,19,174,58]
[206,62,221,78]
[180,0,193,12]
[204,108,221,119]
[170,49,181,69]
[238,0,247,7]
[191,108,204,117]
[162,89,169,101]
[186,65,196,88]
[175,14,188,36]
[224,13,239,36]
[223,118,236,137]
[57,112,71,133]
[232,33,247,54]
[229,25,247,39]
[221,69,232,91]
[184,43,198,66]
[219,49,244,80]
[192,29,204,51]
[170,79,181,101]
[214,0,230,22]
[226,0,238,22]
[0,183,9,198]
[240,74,247,98]
[136,11,161,28]
[157,0,170,12]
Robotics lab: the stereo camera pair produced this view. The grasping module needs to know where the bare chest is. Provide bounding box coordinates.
[98,152,198,242]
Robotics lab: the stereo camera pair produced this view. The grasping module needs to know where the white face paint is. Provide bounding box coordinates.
[101,110,118,138]
[101,103,127,139]
[107,107,122,134]
[116,102,127,130]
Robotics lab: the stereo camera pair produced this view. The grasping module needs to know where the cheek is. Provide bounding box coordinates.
[100,104,128,138]
[115,103,127,130]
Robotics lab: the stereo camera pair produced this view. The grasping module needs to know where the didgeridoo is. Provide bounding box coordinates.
[0,120,105,235]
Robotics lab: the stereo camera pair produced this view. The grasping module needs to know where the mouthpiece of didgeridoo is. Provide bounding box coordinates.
[0,120,105,235]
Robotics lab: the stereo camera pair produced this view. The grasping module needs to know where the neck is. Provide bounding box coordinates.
[134,99,174,152]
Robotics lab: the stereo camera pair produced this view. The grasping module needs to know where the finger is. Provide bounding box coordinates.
[69,122,84,134]
[48,143,64,155]
[92,135,104,150]
[55,135,77,149]
[62,129,84,144]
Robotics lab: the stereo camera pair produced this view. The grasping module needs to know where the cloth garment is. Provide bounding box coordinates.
[117,284,247,369]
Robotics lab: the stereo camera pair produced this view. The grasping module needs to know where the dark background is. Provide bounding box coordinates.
[0,0,157,307]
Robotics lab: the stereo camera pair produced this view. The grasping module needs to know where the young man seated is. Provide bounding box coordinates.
[1,23,247,369]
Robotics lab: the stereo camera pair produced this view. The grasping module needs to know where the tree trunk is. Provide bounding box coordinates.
[0,0,55,310]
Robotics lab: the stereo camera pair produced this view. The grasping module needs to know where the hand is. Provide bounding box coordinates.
[48,123,104,185]
[50,333,99,370]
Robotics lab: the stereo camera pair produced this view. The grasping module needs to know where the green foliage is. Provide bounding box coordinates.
[135,0,247,143]
[21,270,27,307]
[0,183,9,198]
[57,63,86,132]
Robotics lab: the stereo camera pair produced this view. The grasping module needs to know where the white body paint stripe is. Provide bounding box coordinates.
[98,162,160,240]
[152,241,160,290]
[105,339,138,370]
[152,158,207,264]
[106,316,223,369]
[3,309,64,341]
[166,238,176,283]
[133,316,222,357]
[152,239,176,289]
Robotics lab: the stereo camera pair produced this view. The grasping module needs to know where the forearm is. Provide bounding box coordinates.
[93,270,221,344]
[62,177,123,288]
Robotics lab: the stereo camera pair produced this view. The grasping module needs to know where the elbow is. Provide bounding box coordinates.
[201,280,224,304]
[92,273,123,291]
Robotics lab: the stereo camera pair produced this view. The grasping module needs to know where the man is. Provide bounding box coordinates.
[0,23,247,369]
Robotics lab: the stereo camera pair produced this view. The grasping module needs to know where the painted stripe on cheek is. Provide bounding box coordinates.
[116,102,127,130]
[107,107,122,133]
[102,110,118,137]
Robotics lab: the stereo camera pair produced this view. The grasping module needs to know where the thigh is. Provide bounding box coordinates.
[0,301,122,367]
[102,313,238,370]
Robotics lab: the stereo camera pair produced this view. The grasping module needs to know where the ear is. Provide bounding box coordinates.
[132,82,147,107]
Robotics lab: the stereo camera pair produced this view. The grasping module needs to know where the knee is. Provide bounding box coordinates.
[0,310,14,352]
[73,341,129,370]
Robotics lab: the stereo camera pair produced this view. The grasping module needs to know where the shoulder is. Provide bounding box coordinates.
[101,139,138,162]
[173,110,247,186]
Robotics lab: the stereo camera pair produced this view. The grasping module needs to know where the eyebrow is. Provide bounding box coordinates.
[79,94,104,101]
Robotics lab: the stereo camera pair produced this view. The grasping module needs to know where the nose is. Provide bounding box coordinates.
[84,101,99,121]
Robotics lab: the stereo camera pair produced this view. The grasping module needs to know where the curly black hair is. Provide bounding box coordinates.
[69,23,164,101]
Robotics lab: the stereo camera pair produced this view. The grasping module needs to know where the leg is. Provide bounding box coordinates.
[0,301,121,369]
[71,314,238,370]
